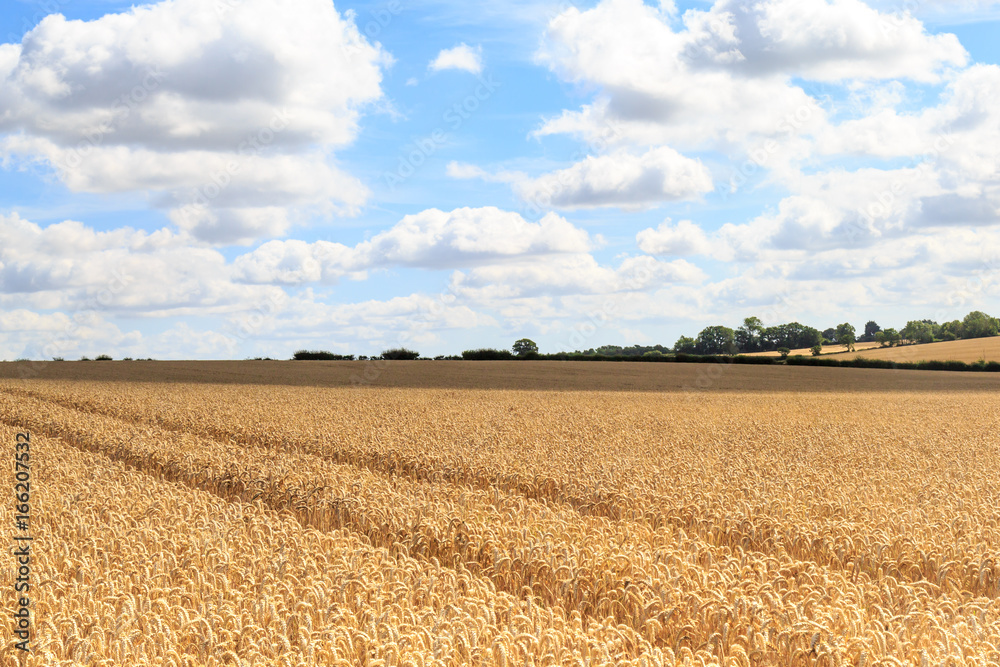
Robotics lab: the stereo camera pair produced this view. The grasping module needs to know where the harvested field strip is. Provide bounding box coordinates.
[1,427,665,666]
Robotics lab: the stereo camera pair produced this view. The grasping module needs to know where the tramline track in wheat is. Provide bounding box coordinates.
[3,382,1000,601]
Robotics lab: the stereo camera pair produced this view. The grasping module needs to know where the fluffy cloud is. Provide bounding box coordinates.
[816,65,1000,201]
[0,213,282,316]
[0,310,72,334]
[232,240,363,285]
[277,293,499,335]
[429,43,484,74]
[868,0,1000,15]
[0,311,142,361]
[0,0,389,245]
[452,147,714,211]
[364,207,595,262]
[534,0,964,152]
[446,161,523,183]
[631,179,1000,324]
[636,164,953,264]
[686,0,966,82]
[637,219,714,256]
[565,1,1000,301]
[514,147,713,210]
[449,254,705,300]
[233,207,599,283]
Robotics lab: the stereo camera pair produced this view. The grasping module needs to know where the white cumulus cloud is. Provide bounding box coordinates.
[637,219,714,256]
[515,147,713,210]
[0,0,389,245]
[233,207,600,284]
[534,0,965,154]
[429,43,484,74]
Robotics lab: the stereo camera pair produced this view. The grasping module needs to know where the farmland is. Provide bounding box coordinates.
[745,342,883,358]
[848,336,1000,364]
[1,361,999,665]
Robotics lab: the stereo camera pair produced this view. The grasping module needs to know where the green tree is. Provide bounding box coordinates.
[777,347,791,359]
[673,336,697,354]
[863,321,881,343]
[961,311,999,339]
[901,321,934,344]
[736,316,764,352]
[810,344,823,356]
[875,331,887,347]
[695,326,737,355]
[940,320,963,340]
[822,327,837,345]
[761,323,822,350]
[836,323,857,352]
[512,338,539,357]
[883,328,901,347]
[381,348,420,360]
[920,319,942,340]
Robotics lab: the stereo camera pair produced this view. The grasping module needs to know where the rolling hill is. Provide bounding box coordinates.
[847,336,1000,363]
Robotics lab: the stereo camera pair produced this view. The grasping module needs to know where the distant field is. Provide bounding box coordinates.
[2,358,1000,392]
[848,336,1000,363]
[746,341,882,357]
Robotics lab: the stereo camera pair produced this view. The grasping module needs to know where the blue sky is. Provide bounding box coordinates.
[2,0,1000,359]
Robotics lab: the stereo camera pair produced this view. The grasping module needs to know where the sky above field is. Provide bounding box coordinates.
[2,0,1000,359]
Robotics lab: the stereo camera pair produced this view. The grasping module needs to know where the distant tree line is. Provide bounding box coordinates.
[664,310,999,357]
[19,312,997,364]
[288,311,998,363]
[293,348,421,361]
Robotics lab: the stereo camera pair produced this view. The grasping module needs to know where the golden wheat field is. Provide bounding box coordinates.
[847,337,1000,364]
[745,342,883,358]
[1,361,1000,666]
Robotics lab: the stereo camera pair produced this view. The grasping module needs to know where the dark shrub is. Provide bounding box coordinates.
[732,355,778,365]
[461,348,514,360]
[381,348,420,360]
[293,350,355,361]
